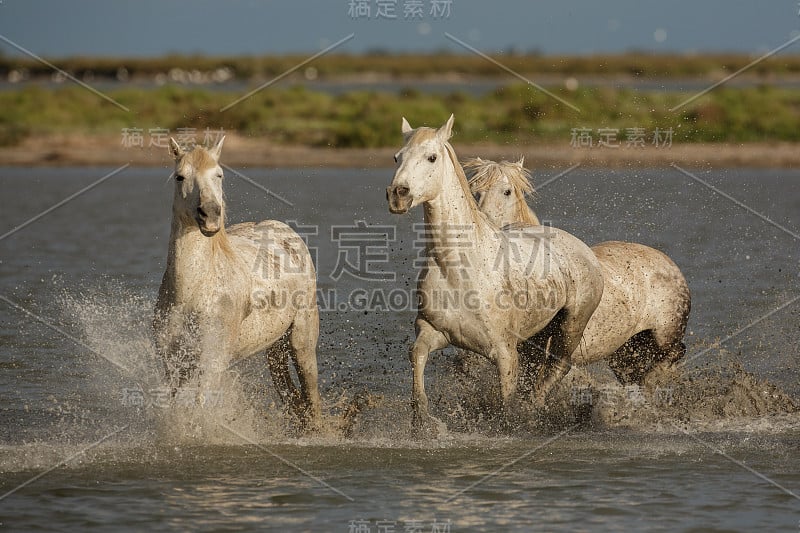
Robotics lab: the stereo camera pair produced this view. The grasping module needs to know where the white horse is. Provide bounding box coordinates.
[153,137,322,430]
[387,115,604,431]
[466,156,691,385]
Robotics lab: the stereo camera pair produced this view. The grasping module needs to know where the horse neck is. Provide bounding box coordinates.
[165,217,233,298]
[422,148,494,272]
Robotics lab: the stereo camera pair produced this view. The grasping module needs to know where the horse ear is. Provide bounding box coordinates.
[516,156,525,168]
[437,113,455,141]
[401,117,413,135]
[209,135,225,161]
[169,137,184,160]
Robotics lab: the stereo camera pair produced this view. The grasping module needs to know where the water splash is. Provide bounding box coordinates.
[54,282,292,447]
[429,348,799,435]
[1,281,798,477]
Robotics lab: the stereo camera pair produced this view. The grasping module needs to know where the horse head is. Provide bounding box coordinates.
[169,136,226,236]
[387,114,455,214]
[466,156,539,227]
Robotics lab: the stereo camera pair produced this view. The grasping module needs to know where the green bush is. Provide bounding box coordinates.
[1,82,799,147]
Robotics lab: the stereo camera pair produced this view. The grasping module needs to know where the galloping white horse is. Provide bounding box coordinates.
[153,137,322,430]
[387,115,604,431]
[466,156,691,384]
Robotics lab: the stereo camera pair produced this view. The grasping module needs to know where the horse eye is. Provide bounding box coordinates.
[394,155,398,164]
[428,154,437,163]
[503,189,512,196]
[175,174,185,182]
[217,173,223,179]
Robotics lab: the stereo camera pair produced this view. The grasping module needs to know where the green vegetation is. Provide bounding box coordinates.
[2,83,800,147]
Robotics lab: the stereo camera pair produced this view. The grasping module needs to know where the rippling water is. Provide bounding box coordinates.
[0,165,798,531]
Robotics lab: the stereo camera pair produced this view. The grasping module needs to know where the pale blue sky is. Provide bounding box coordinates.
[0,0,796,57]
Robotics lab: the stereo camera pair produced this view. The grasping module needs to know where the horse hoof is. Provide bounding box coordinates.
[289,404,323,435]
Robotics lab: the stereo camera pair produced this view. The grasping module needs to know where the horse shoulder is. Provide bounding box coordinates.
[505,225,595,281]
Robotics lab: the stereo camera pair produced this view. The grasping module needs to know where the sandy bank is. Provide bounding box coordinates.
[1,134,798,169]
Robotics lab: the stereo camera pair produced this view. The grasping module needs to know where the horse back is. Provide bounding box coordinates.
[227,220,317,279]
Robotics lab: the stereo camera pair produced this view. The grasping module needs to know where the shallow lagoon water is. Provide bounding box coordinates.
[0,165,798,531]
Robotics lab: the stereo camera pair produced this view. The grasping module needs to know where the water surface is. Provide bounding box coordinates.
[0,165,798,531]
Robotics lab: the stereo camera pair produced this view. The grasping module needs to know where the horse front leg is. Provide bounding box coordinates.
[410,318,448,436]
[493,343,520,409]
[533,313,583,407]
[197,322,236,402]
[289,306,323,433]
[154,307,197,392]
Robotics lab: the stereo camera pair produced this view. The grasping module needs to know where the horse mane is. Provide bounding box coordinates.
[210,227,234,258]
[444,142,481,217]
[181,144,218,173]
[463,157,539,225]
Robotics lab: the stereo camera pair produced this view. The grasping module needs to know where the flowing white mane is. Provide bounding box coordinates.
[464,157,538,225]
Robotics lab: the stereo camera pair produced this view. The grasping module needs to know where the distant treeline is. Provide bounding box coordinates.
[2,52,800,80]
[2,83,797,147]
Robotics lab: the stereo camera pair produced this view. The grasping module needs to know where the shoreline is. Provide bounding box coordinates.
[1,134,799,168]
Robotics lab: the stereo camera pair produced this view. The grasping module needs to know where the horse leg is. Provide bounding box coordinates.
[518,332,554,394]
[533,311,581,407]
[266,329,303,415]
[195,314,238,400]
[607,339,641,385]
[288,306,323,432]
[166,337,199,392]
[609,325,687,387]
[155,310,199,393]
[641,287,690,383]
[493,342,520,410]
[640,326,687,385]
[410,318,448,435]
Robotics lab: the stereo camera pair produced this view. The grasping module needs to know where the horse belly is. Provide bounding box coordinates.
[505,271,567,341]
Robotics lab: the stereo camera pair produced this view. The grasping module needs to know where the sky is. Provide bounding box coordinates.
[0,1,796,58]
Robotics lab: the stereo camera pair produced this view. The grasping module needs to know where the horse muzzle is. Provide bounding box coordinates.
[196,202,222,236]
[197,223,221,237]
[387,185,413,214]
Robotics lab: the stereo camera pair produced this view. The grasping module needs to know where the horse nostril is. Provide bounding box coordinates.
[396,186,409,197]
[197,207,207,219]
